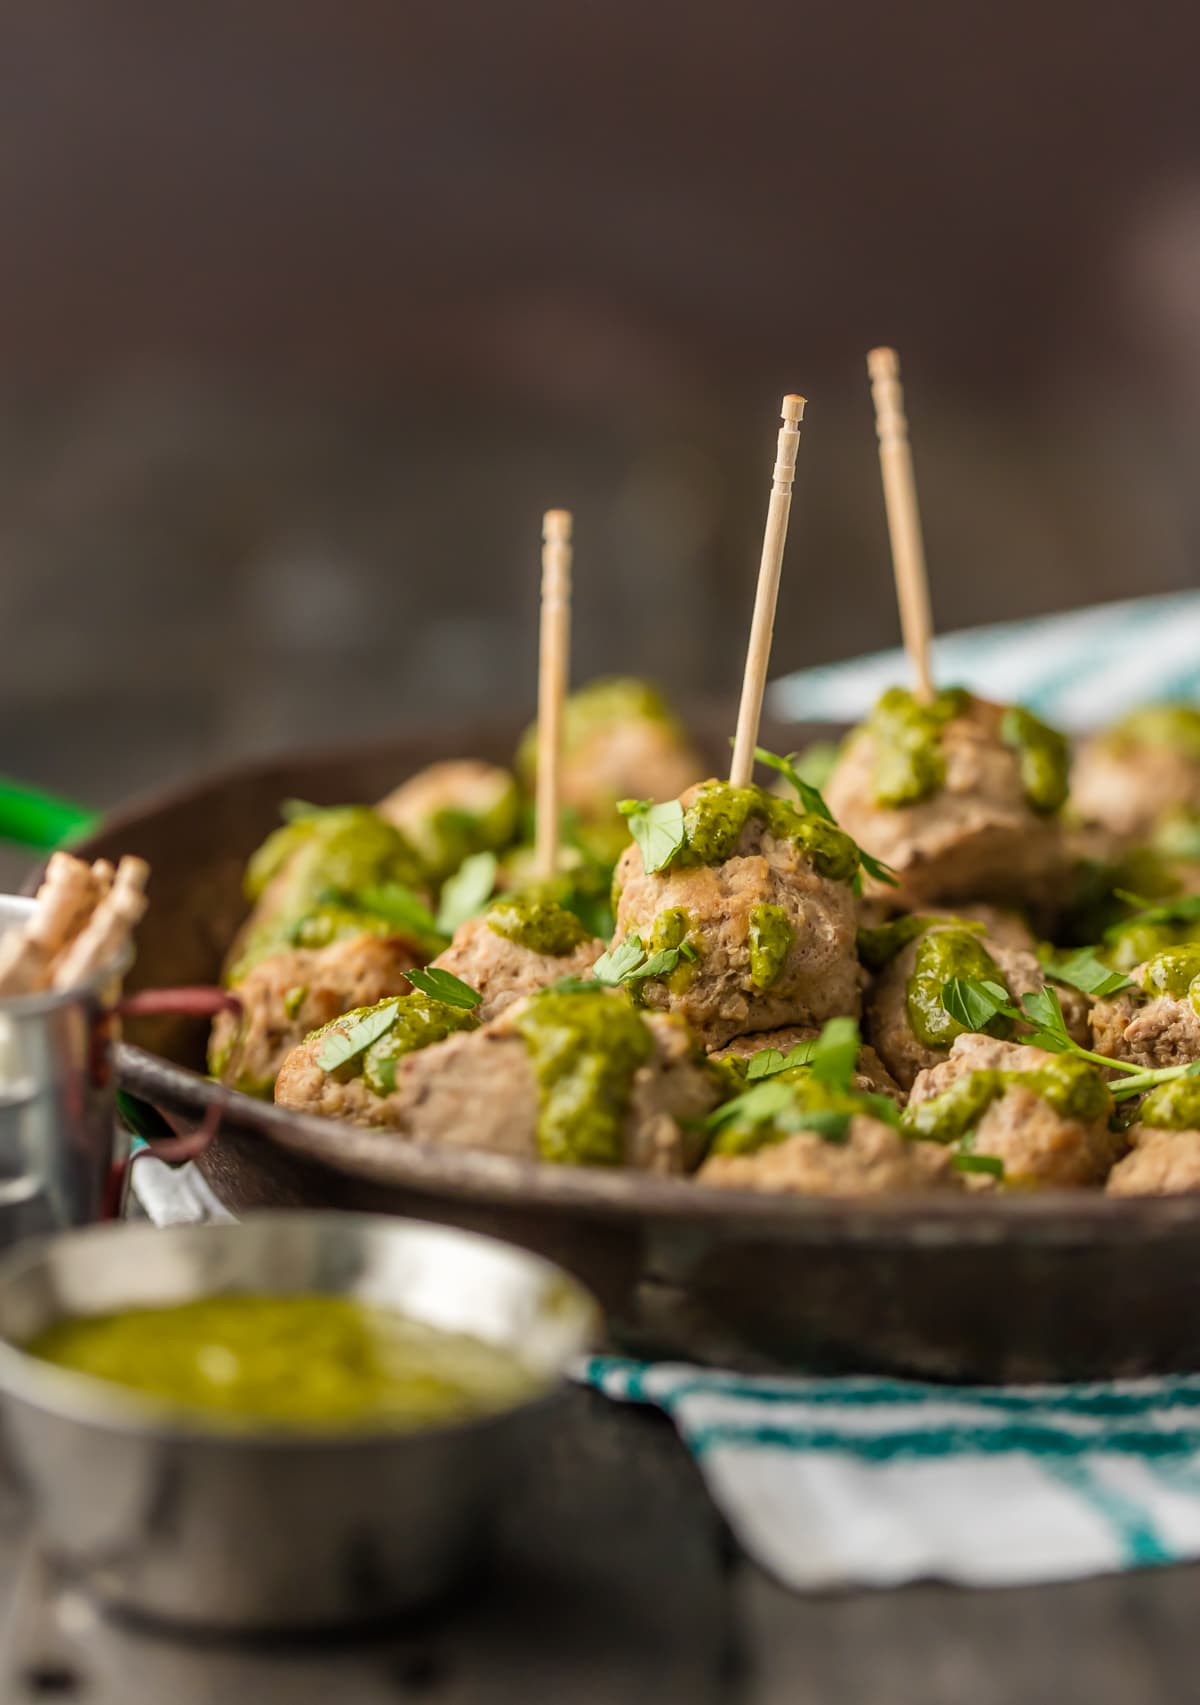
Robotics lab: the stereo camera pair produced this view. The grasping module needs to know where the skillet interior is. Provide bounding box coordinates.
[66,718,1200,1381]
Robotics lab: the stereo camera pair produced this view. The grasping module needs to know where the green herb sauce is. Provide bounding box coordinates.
[485,893,589,957]
[906,928,1011,1049]
[26,1296,539,1432]
[678,781,859,884]
[999,705,1070,813]
[311,993,479,1096]
[904,1056,1110,1145]
[857,914,937,971]
[648,906,698,992]
[865,686,969,808]
[710,1073,865,1158]
[1105,704,1200,763]
[1139,1075,1200,1131]
[515,988,653,1166]
[1138,946,1200,1011]
[747,904,793,989]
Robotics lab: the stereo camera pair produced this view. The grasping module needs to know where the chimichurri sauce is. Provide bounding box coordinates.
[26,1296,539,1432]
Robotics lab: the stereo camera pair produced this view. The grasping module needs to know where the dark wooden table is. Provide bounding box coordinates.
[1,1388,1198,1703]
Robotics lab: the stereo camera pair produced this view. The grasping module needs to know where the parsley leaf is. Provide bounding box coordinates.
[618,798,686,873]
[594,932,693,990]
[1018,985,1073,1051]
[745,1040,818,1080]
[952,1153,1005,1179]
[786,1108,851,1144]
[592,938,648,985]
[808,1016,861,1093]
[358,883,444,944]
[401,967,482,1009]
[543,975,604,996]
[941,977,1019,1032]
[317,1001,402,1072]
[703,1079,796,1133]
[1112,891,1200,927]
[435,851,498,935]
[1041,947,1133,998]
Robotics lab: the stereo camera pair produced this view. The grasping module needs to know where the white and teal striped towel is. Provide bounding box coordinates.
[582,1357,1200,1588]
[768,591,1200,731]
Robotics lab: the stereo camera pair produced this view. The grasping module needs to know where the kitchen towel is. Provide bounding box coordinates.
[768,590,1200,732]
[582,1356,1200,1588]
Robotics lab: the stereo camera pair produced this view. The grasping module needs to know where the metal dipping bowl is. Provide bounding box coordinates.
[0,1212,600,1632]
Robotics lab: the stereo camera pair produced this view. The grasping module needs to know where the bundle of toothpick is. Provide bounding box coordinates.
[0,852,149,997]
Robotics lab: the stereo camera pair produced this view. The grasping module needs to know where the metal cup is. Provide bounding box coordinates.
[0,896,132,1244]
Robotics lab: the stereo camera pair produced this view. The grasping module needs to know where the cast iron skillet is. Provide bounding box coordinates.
[69,719,1200,1382]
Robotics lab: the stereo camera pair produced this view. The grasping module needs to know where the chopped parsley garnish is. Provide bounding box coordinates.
[753,744,898,889]
[617,798,686,873]
[401,967,482,1009]
[435,851,498,935]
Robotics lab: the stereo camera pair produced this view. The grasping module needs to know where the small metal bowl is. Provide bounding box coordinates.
[0,1212,600,1632]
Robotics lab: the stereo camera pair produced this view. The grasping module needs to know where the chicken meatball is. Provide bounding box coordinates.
[210,931,424,1097]
[1107,1128,1200,1195]
[276,985,719,1173]
[376,761,519,882]
[1089,947,1200,1072]
[611,780,863,1049]
[232,804,431,972]
[698,1115,958,1196]
[429,897,604,1021]
[825,688,1069,909]
[862,915,1051,1091]
[1071,705,1200,843]
[517,678,704,862]
[906,1034,1119,1189]
[713,1025,903,1102]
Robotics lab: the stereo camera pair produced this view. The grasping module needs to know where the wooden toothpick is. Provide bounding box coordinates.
[867,347,935,704]
[535,508,572,880]
[729,395,806,789]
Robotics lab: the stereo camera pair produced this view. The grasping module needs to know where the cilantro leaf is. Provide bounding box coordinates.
[1041,947,1133,998]
[618,798,686,873]
[317,1001,402,1072]
[435,851,498,935]
[941,977,1019,1032]
[401,966,482,1009]
[745,1040,818,1080]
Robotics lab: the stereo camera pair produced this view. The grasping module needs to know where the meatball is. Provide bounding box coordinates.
[698,1114,958,1196]
[276,987,719,1173]
[907,1034,1119,1189]
[376,761,519,882]
[1089,949,1200,1071]
[429,901,604,1022]
[611,780,863,1050]
[1071,706,1200,843]
[825,689,1068,909]
[517,678,704,861]
[864,917,1050,1091]
[713,1025,903,1102]
[1107,1126,1200,1195]
[232,804,430,973]
[210,932,423,1097]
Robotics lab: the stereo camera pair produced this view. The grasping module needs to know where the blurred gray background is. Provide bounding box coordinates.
[1,1,1198,811]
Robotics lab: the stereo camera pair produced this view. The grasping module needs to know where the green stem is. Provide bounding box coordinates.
[1110,1063,1200,1102]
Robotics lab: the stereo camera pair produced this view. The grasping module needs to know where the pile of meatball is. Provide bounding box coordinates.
[209,678,1200,1200]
